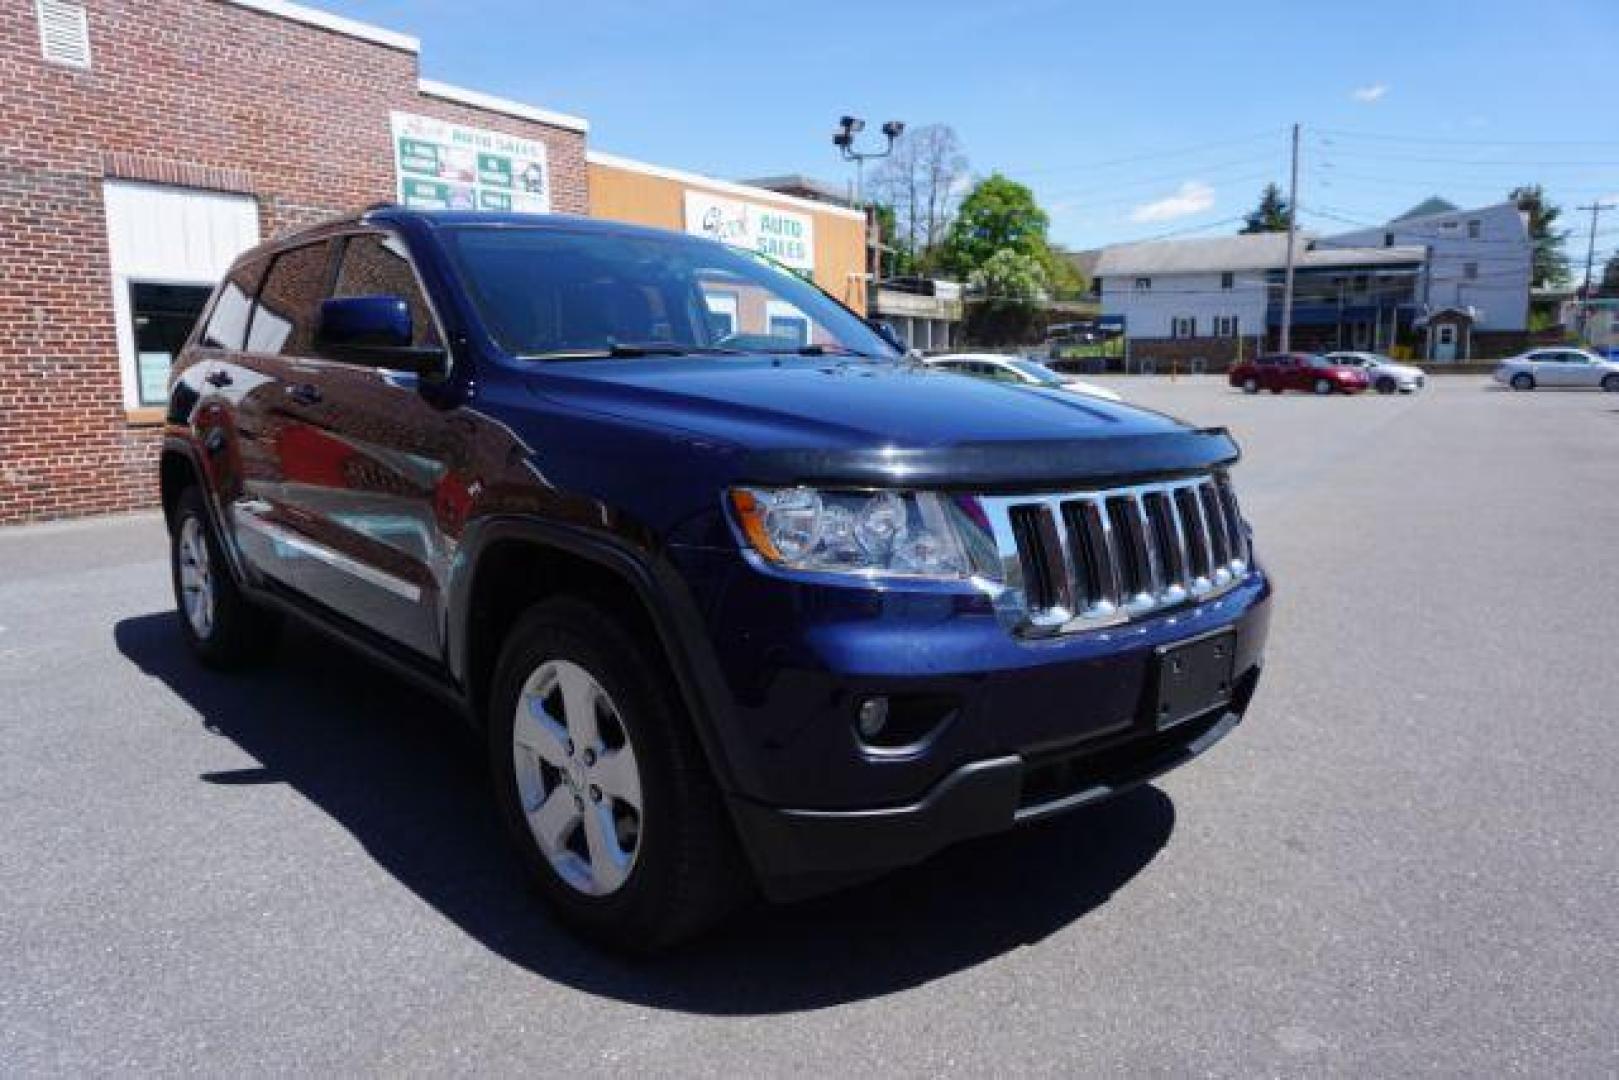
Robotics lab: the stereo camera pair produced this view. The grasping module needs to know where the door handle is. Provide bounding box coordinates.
[205,369,233,388]
[284,383,322,406]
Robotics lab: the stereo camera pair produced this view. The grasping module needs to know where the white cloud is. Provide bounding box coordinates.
[1351,83,1389,103]
[1129,181,1215,224]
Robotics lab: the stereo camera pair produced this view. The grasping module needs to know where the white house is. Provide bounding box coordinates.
[1095,233,1282,345]
[1092,199,1534,365]
[1094,233,1424,365]
[1325,199,1531,337]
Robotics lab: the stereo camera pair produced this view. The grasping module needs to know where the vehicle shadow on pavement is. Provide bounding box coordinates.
[115,611,1176,1015]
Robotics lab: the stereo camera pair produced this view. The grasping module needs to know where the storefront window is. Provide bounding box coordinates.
[129,282,213,406]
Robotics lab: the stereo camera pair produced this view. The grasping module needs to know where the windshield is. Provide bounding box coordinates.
[1003,358,1066,386]
[441,225,898,361]
[1307,355,1335,369]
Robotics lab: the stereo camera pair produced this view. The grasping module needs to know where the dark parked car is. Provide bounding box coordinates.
[161,208,1272,951]
[1228,353,1370,395]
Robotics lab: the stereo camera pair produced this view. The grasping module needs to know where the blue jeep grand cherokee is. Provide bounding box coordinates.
[161,208,1272,951]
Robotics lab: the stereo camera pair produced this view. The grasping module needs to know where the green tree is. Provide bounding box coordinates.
[1510,184,1571,287]
[940,173,1051,276]
[869,203,916,278]
[1239,183,1290,234]
[1596,253,1619,298]
[964,249,1048,344]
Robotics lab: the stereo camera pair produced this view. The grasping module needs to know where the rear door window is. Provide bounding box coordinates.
[250,241,334,355]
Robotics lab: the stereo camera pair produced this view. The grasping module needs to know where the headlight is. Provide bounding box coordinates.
[729,487,1000,581]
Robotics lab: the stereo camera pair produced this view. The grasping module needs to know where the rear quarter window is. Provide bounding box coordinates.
[199,258,267,351]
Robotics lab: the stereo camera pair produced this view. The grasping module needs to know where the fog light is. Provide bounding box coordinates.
[856,696,890,738]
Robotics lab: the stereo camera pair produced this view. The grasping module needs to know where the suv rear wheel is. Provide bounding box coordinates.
[1511,372,1535,391]
[1602,373,1619,392]
[1314,378,1333,395]
[1241,376,1259,394]
[489,596,744,952]
[170,486,280,667]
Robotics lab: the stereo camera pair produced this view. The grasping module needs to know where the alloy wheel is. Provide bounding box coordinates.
[511,659,644,896]
[177,516,215,639]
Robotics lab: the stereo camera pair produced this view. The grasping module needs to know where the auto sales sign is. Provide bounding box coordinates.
[683,191,815,274]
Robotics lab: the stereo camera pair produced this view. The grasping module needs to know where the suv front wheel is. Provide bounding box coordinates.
[489,596,743,952]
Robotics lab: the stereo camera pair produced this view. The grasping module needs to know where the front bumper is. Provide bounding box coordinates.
[733,671,1259,899]
[668,545,1272,898]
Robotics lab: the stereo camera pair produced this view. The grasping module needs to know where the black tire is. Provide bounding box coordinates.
[1511,372,1535,392]
[1603,374,1619,392]
[1314,378,1333,395]
[1241,377,1259,395]
[1376,377,1397,395]
[169,485,280,668]
[488,596,746,953]
[1269,386,1284,394]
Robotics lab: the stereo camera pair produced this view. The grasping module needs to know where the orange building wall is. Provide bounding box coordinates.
[588,159,869,314]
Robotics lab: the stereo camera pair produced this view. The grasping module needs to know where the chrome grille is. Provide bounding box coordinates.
[982,474,1251,636]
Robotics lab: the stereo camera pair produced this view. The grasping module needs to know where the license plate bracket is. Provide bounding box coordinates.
[1149,629,1237,731]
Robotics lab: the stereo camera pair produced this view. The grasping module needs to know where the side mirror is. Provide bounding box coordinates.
[315,296,446,375]
[865,317,909,353]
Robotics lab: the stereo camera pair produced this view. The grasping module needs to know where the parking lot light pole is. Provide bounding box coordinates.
[834,116,904,300]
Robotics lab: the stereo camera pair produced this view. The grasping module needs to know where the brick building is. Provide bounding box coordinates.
[0,0,595,524]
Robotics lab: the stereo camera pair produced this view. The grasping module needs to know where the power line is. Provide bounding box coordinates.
[1313,146,1619,167]
[1017,128,1287,178]
[1307,167,1617,197]
[1041,158,1281,202]
[1314,127,1619,148]
[1048,171,1281,212]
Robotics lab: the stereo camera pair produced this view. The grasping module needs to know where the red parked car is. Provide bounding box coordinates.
[1228,353,1370,395]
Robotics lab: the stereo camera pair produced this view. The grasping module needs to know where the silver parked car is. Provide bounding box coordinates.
[1493,348,1619,392]
[1322,351,1426,394]
[922,353,1124,402]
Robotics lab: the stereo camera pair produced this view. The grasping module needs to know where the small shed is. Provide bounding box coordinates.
[1420,305,1478,361]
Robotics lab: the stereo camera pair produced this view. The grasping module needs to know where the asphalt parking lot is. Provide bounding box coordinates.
[2,375,1616,1075]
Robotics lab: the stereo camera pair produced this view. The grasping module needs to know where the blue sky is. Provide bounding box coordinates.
[325,0,1619,256]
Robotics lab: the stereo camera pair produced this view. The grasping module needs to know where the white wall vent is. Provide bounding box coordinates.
[37,0,92,69]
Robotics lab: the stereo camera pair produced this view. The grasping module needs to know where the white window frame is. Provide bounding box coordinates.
[101,181,261,411]
[703,290,740,338]
[1171,316,1197,339]
[764,299,811,347]
[1134,277,1152,292]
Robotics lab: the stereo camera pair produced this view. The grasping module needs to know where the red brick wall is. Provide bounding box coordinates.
[0,0,588,523]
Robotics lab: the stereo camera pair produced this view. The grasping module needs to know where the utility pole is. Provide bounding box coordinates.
[1279,123,1300,353]
[1576,202,1608,340]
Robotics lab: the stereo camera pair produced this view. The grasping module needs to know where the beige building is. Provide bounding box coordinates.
[588,152,870,314]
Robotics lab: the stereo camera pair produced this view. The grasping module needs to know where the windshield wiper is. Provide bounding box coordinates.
[782,344,881,359]
[606,342,694,357]
[517,343,748,361]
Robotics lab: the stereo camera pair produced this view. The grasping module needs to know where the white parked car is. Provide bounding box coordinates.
[1322,351,1427,394]
[1493,348,1619,392]
[923,353,1124,402]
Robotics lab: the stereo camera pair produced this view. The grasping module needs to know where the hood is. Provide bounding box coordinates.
[525,356,1238,489]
